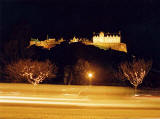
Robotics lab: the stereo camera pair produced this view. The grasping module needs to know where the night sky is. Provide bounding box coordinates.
[1,0,160,58]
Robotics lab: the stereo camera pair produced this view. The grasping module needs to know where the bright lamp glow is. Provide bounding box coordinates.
[88,73,93,78]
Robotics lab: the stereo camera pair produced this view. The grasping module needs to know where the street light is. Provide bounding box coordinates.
[88,73,93,78]
[87,72,93,86]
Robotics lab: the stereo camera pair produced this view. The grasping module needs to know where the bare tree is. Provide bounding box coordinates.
[5,59,57,85]
[74,59,92,85]
[64,65,73,85]
[119,59,152,95]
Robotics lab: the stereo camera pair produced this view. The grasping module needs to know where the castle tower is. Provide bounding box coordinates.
[99,32,104,37]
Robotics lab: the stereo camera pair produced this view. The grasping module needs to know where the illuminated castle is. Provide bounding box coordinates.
[93,32,120,43]
[29,32,127,52]
[92,32,127,52]
[70,36,79,43]
[69,37,90,44]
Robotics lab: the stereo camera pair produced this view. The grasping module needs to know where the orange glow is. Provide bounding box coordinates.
[88,73,93,79]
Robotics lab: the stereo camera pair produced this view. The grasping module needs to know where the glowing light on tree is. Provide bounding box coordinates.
[5,59,57,85]
[74,59,93,85]
[119,59,152,95]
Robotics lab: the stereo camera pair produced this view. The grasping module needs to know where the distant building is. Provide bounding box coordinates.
[93,32,121,43]
[29,36,64,49]
[30,38,39,46]
[70,36,79,43]
[91,32,127,52]
[29,32,127,52]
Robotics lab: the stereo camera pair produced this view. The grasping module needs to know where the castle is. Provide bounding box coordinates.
[29,32,127,52]
[91,32,127,52]
[93,32,121,43]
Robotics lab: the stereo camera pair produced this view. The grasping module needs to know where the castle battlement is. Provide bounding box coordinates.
[93,32,121,44]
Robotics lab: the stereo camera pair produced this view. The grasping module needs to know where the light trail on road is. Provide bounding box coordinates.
[1,95,160,109]
[0,99,131,107]
[0,96,89,101]
[0,83,160,119]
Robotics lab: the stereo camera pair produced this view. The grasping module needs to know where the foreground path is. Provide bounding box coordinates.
[0,83,160,119]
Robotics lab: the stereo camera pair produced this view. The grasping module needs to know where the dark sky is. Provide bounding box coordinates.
[1,0,160,57]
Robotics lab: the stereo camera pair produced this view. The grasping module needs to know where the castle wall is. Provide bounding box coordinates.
[93,32,120,44]
[92,43,127,52]
[93,36,120,43]
[30,41,36,46]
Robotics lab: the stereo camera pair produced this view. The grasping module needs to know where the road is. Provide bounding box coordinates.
[0,83,160,119]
